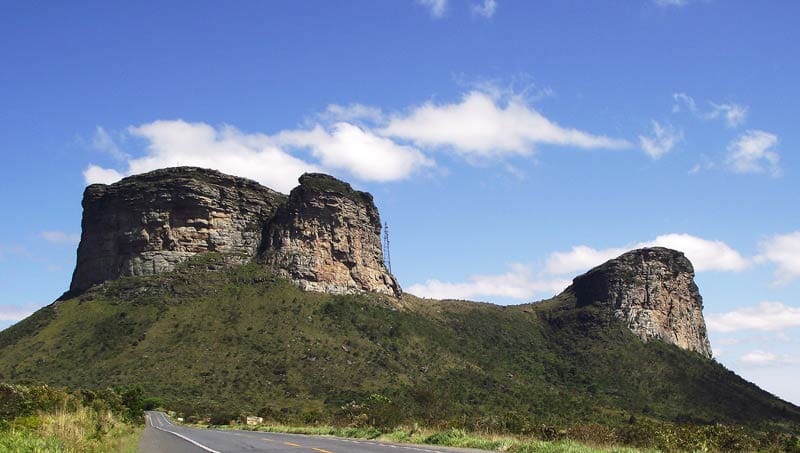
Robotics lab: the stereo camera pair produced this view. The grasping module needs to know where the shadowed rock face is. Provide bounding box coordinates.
[69,168,401,298]
[568,247,713,358]
[264,173,402,297]
[69,168,286,294]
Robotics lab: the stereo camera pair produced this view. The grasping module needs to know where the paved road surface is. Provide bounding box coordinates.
[139,411,491,453]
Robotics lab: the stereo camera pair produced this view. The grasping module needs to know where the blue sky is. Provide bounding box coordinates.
[2,0,800,404]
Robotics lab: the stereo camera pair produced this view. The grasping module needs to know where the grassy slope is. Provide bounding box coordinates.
[0,253,799,434]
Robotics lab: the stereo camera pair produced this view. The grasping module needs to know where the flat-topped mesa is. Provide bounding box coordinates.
[567,247,713,358]
[69,167,286,294]
[263,173,402,297]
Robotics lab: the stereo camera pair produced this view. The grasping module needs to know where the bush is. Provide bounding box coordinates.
[209,412,238,425]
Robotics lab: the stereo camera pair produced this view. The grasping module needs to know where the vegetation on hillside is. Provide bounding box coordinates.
[0,253,799,450]
[0,383,145,452]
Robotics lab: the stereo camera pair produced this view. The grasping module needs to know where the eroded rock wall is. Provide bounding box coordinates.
[567,247,713,358]
[69,167,286,293]
[264,173,401,297]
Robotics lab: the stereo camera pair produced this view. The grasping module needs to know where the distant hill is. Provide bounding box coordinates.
[1,167,798,440]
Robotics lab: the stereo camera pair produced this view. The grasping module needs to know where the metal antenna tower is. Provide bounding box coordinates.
[383,221,392,273]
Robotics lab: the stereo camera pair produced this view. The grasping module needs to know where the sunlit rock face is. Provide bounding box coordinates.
[568,247,713,358]
[69,167,401,298]
[263,173,401,297]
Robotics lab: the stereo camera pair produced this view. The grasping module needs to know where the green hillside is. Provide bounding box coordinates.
[1,253,799,441]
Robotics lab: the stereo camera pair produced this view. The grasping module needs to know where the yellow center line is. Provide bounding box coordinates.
[311,448,333,453]
[284,441,301,447]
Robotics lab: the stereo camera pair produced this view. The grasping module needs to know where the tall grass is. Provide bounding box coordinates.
[0,406,141,452]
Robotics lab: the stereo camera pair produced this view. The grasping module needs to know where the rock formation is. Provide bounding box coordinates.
[69,167,286,294]
[69,167,401,298]
[567,247,713,358]
[264,173,401,297]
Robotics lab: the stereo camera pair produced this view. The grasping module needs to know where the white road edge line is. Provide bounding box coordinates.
[149,413,222,453]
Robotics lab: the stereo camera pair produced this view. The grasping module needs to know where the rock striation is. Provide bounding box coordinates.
[264,173,401,297]
[69,167,400,297]
[567,247,713,358]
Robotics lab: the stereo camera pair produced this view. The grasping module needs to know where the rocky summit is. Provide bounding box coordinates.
[265,173,401,297]
[567,247,713,358]
[68,167,399,297]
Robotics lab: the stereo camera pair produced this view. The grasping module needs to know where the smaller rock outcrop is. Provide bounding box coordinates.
[568,247,712,358]
[264,173,401,297]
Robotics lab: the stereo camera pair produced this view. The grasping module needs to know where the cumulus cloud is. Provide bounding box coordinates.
[545,245,627,276]
[472,0,497,18]
[639,121,682,159]
[40,231,80,246]
[739,350,800,366]
[707,302,800,333]
[84,120,433,193]
[418,0,447,17]
[758,231,800,285]
[726,130,780,177]
[83,165,124,185]
[382,91,631,157]
[84,88,635,188]
[672,92,747,127]
[408,263,570,301]
[273,123,433,182]
[545,233,750,275]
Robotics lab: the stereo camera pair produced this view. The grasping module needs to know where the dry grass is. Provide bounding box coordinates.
[1,406,142,453]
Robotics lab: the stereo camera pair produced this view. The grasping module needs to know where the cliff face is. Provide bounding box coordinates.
[69,167,286,294]
[69,167,400,298]
[264,173,401,297]
[567,247,712,358]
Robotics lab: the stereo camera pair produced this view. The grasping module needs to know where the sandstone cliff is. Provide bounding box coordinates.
[264,173,401,297]
[69,167,286,293]
[69,167,400,297]
[567,247,713,358]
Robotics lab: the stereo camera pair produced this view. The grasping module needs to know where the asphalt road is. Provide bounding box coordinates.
[139,411,492,453]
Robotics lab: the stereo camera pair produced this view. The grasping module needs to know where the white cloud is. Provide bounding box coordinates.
[273,122,434,182]
[709,102,748,128]
[639,120,682,159]
[40,231,80,246]
[707,302,800,333]
[472,0,497,18]
[758,231,800,285]
[739,350,800,366]
[644,233,751,272]
[418,0,447,17]
[672,92,747,127]
[84,165,124,185]
[408,263,569,301]
[545,233,750,275]
[382,91,631,157]
[726,130,780,177]
[103,120,322,193]
[545,245,627,276]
